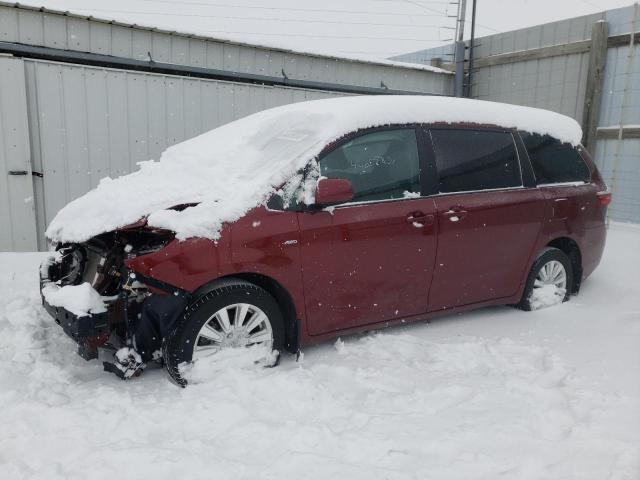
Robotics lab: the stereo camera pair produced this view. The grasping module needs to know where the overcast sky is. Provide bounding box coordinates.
[22,0,635,60]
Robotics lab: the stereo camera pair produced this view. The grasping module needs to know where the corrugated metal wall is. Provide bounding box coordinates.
[392,4,640,224]
[0,3,451,94]
[24,59,343,249]
[0,56,37,251]
[469,12,601,121]
[0,3,453,251]
[594,5,640,223]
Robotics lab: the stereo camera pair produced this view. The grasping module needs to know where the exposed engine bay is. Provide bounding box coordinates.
[40,227,182,362]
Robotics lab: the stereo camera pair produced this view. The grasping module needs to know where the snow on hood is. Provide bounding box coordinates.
[45,96,583,243]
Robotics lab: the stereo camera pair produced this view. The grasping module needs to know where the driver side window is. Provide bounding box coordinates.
[319,128,421,203]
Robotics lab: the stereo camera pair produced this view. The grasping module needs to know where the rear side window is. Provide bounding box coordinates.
[319,128,421,202]
[429,129,522,193]
[519,132,591,184]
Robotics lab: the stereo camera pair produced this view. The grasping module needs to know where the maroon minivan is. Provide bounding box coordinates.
[40,98,610,384]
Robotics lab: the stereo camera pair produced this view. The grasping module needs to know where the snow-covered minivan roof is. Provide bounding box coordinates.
[46,96,583,243]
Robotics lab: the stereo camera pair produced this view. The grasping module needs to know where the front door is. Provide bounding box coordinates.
[425,128,544,311]
[297,128,438,335]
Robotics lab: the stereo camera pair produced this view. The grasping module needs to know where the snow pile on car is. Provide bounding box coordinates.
[45,96,583,243]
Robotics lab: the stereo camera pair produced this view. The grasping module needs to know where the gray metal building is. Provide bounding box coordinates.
[393,3,640,224]
[0,2,452,251]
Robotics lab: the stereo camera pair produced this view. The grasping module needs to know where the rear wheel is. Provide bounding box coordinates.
[163,279,285,386]
[517,247,573,311]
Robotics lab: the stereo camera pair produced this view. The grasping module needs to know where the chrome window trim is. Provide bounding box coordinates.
[329,185,534,210]
[434,185,527,197]
[537,181,589,187]
[332,195,427,210]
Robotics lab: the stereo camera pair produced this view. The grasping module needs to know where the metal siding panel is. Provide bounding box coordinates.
[17,10,44,45]
[188,39,207,68]
[205,42,224,70]
[111,26,133,58]
[132,30,152,61]
[0,7,19,42]
[540,22,556,47]
[253,50,270,76]
[267,51,285,77]
[237,45,256,73]
[231,84,248,119]
[105,70,130,178]
[246,84,267,115]
[84,68,110,188]
[606,4,636,36]
[61,66,91,201]
[166,76,186,145]
[184,79,203,140]
[151,32,171,63]
[200,80,220,132]
[514,29,528,52]
[291,88,306,104]
[126,74,149,166]
[217,82,235,124]
[89,22,111,55]
[34,62,69,231]
[502,31,516,56]
[574,53,588,122]
[222,44,240,72]
[568,16,588,43]
[527,25,543,50]
[0,57,37,251]
[596,139,640,222]
[42,13,66,48]
[66,17,90,51]
[23,60,46,248]
[146,75,168,160]
[170,36,189,66]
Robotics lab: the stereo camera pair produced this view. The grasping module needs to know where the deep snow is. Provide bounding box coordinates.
[1,222,639,480]
[45,96,583,244]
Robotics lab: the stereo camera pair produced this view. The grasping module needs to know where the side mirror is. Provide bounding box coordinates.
[315,178,354,205]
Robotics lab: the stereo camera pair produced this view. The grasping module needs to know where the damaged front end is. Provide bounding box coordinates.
[40,224,183,361]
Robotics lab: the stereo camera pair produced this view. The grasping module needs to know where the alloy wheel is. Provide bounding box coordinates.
[193,303,273,360]
[533,260,567,291]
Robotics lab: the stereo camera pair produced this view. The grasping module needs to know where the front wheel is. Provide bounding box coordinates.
[163,279,285,386]
[517,247,573,311]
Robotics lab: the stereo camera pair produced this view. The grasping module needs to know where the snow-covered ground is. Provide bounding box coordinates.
[1,223,638,480]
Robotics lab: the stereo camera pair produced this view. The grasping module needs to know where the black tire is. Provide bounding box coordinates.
[163,279,285,387]
[516,247,574,311]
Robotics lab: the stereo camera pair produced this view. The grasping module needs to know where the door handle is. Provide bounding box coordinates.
[406,212,434,227]
[442,208,468,222]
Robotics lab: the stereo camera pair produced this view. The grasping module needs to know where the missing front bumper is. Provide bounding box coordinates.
[40,254,122,361]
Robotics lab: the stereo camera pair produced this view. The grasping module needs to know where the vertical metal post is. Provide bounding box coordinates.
[454,0,467,97]
[455,0,468,43]
[582,20,609,153]
[454,42,466,97]
[467,0,477,97]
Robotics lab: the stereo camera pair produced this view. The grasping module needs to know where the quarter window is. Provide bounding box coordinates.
[430,129,522,193]
[519,132,591,184]
[319,129,421,202]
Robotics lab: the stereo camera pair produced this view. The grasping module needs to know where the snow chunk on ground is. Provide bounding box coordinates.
[41,282,107,317]
[181,345,279,384]
[45,96,583,243]
[530,283,566,310]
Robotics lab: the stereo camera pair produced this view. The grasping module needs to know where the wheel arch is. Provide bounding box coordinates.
[545,236,583,293]
[191,273,300,354]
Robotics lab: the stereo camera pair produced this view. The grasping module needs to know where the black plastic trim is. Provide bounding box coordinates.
[0,41,442,97]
